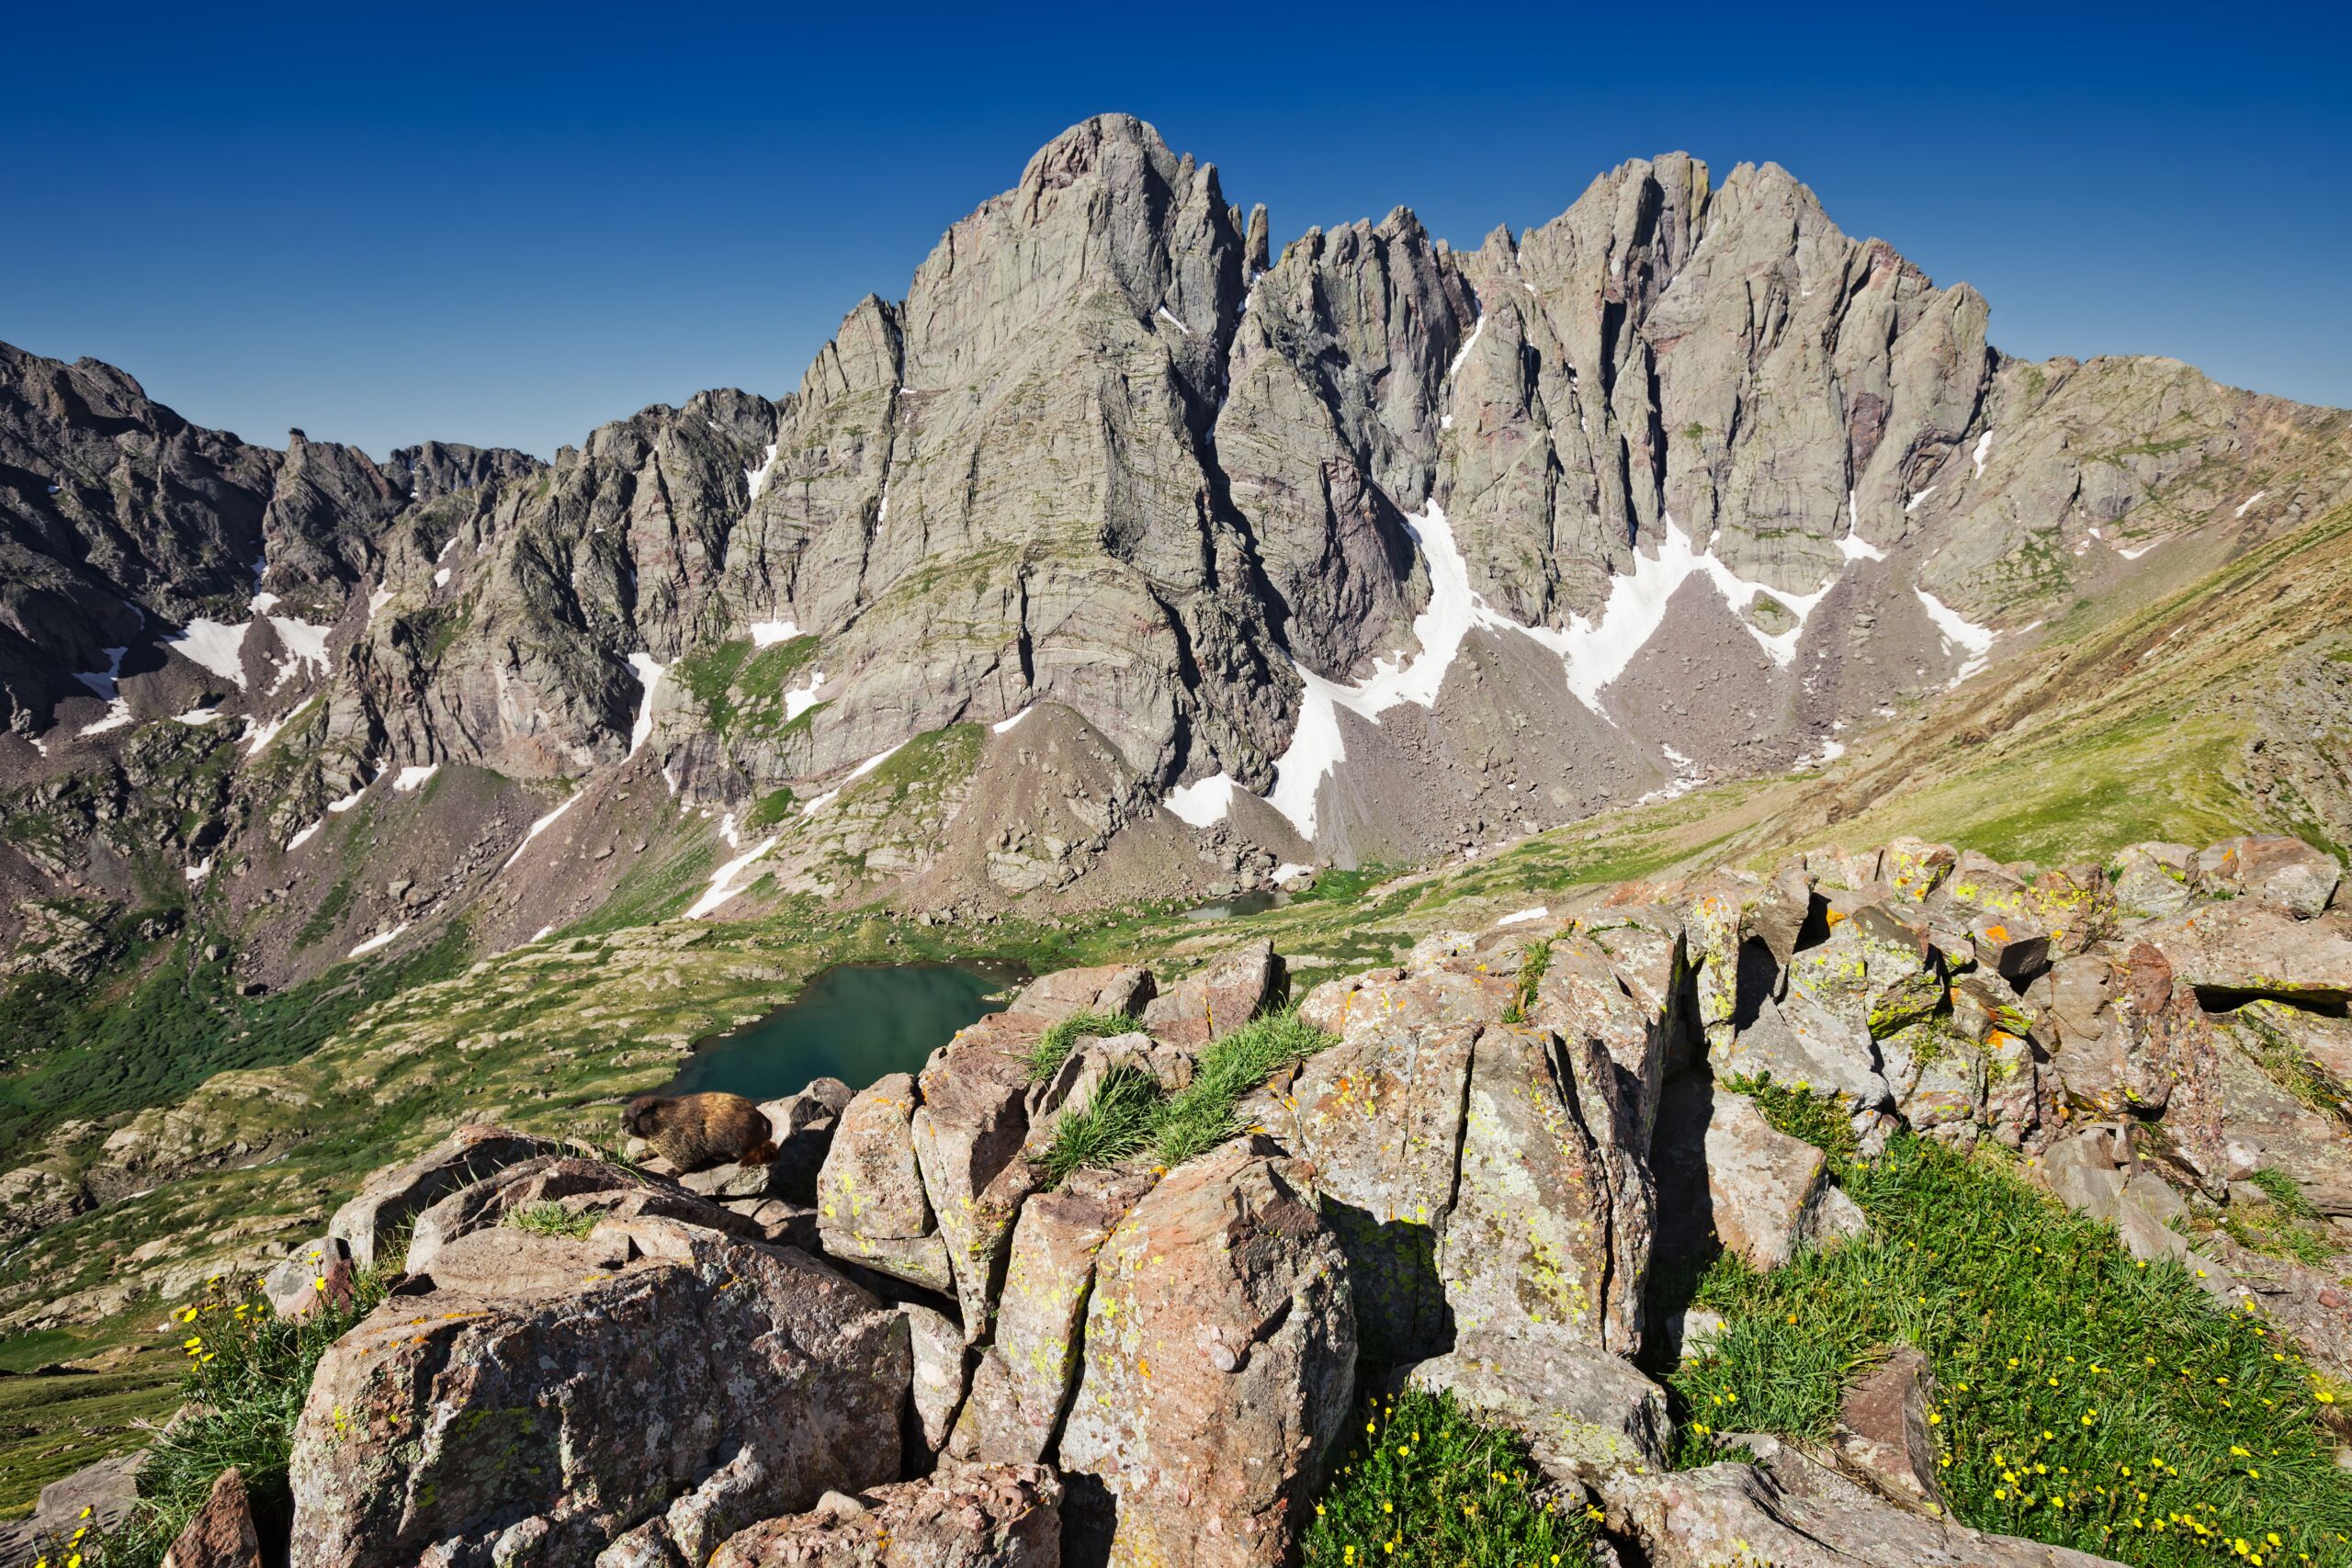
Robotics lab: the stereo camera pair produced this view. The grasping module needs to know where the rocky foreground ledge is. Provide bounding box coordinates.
[16,833,2348,1568]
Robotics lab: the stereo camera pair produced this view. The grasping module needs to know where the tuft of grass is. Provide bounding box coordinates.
[1303,1384,1602,1568]
[82,1267,392,1565]
[1667,1134,2352,1565]
[1149,1008,1328,1168]
[1499,939,1550,1024]
[1036,1066,1160,1184]
[2247,1168,2320,1222]
[506,1201,598,1239]
[1034,1008,1335,1181]
[1024,1010,1135,1081]
[1719,1070,1860,1169]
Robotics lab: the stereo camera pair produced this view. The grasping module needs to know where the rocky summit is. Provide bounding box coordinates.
[5,114,2349,988]
[6,108,2352,1568]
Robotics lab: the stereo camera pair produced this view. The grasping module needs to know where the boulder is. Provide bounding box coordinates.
[1138,940,1283,1047]
[325,1124,564,1270]
[818,1073,954,1293]
[2146,904,2352,1006]
[402,1154,762,1273]
[1655,1080,1864,1272]
[2109,842,2196,919]
[950,1168,1153,1464]
[1833,1348,1946,1512]
[1403,1324,1669,1483]
[914,1015,1048,1336]
[763,1077,855,1136]
[1789,917,1948,1039]
[2195,834,2342,918]
[261,1235,356,1321]
[288,1217,910,1568]
[1058,1139,1354,1568]
[161,1466,264,1568]
[0,1450,144,1563]
[1012,963,1156,1023]
[901,1302,971,1458]
[708,1463,1063,1568]
[1713,991,1893,1111]
[1604,1434,2123,1566]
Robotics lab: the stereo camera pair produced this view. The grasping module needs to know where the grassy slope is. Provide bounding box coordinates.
[1726,500,2352,866]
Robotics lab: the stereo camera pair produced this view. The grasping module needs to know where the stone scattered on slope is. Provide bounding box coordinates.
[1403,1324,1669,1484]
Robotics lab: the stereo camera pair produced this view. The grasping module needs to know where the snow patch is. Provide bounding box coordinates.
[744,442,780,502]
[244,711,290,756]
[1904,485,1938,513]
[1444,313,1487,384]
[1495,906,1550,928]
[749,619,800,648]
[1841,490,1887,559]
[392,764,439,792]
[435,536,458,562]
[368,587,393,618]
[1972,430,1994,478]
[173,707,223,726]
[286,819,324,852]
[990,705,1033,735]
[170,618,251,686]
[1165,773,1238,828]
[2235,491,2267,518]
[1914,586,1997,684]
[527,925,556,944]
[1154,305,1192,336]
[325,785,368,814]
[686,834,781,919]
[2116,539,2161,560]
[184,856,213,884]
[433,568,451,588]
[501,788,584,870]
[800,741,906,818]
[785,671,827,722]
[348,922,411,958]
[626,651,664,756]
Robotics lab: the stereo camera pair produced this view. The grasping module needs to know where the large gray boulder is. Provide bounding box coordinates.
[288,1217,910,1568]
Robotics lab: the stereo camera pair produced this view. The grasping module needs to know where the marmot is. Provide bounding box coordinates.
[622,1091,777,1171]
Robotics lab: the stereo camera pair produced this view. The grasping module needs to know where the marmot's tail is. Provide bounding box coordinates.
[743,1138,778,1167]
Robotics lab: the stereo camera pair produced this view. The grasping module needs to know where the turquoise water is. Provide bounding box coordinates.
[1182,889,1289,920]
[667,963,1023,1100]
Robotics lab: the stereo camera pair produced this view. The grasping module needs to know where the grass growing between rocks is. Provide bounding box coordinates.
[1303,1385,1603,1568]
[80,1268,391,1566]
[506,1201,600,1239]
[1035,1009,1333,1181]
[1667,1134,2352,1565]
[1023,1010,1135,1081]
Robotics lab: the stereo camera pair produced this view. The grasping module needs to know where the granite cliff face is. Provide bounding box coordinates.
[3,115,2347,982]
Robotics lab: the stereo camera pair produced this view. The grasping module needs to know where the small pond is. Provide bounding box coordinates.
[667,962,1024,1100]
[1182,889,1290,921]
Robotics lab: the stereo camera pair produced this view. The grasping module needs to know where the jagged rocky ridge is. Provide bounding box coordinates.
[4,116,2348,983]
[13,829,2347,1567]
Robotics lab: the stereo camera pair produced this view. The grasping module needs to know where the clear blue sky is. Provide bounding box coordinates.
[6,1,2346,460]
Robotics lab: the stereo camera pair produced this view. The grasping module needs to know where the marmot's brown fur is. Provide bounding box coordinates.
[622,1091,777,1171]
